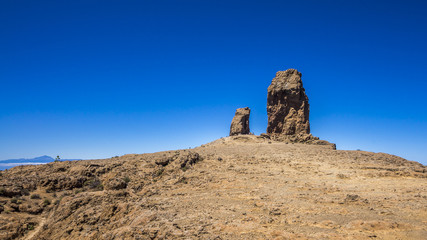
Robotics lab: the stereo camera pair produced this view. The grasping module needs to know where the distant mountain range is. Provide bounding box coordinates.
[0,155,81,170]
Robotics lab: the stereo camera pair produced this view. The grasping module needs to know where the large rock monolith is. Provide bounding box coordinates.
[230,107,250,136]
[267,69,310,140]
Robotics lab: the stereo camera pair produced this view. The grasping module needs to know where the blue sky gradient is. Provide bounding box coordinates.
[1,0,426,164]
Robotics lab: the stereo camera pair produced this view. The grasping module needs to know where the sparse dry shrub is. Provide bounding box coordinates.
[21,189,30,196]
[30,194,41,199]
[43,199,51,206]
[181,166,189,171]
[27,223,35,230]
[154,168,164,177]
[123,176,131,183]
[84,178,103,191]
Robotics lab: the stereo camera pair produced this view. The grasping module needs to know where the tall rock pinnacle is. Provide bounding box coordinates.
[267,69,310,138]
[230,107,250,136]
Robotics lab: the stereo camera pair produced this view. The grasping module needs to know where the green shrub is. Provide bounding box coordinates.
[154,168,164,177]
[181,166,189,172]
[43,199,51,206]
[27,223,35,230]
[123,176,131,183]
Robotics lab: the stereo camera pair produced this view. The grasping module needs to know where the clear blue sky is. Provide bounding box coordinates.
[1,0,426,164]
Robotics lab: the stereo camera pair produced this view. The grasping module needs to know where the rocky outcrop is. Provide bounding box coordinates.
[266,69,335,148]
[267,69,310,138]
[230,107,250,136]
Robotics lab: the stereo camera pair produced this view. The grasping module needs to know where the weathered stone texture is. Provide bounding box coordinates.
[230,107,250,136]
[267,69,310,138]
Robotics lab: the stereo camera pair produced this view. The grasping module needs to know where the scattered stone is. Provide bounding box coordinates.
[155,157,171,167]
[259,133,270,139]
[230,107,250,136]
[105,178,127,190]
[345,194,360,202]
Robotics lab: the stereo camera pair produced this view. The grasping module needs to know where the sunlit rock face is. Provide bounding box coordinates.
[267,69,310,138]
[230,107,250,136]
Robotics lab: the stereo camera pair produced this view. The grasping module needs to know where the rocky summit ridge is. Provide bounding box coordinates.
[0,69,426,240]
[230,69,334,148]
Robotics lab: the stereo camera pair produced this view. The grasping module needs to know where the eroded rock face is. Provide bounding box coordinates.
[267,69,310,138]
[230,107,250,136]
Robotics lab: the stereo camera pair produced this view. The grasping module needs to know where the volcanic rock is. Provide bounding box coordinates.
[267,69,310,139]
[0,136,425,239]
[229,107,250,136]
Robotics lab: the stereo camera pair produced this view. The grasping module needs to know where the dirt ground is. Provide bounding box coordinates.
[0,135,426,239]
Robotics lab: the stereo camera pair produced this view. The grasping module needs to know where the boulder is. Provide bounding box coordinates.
[230,107,250,136]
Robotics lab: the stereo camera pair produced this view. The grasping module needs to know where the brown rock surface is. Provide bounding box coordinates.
[229,107,250,136]
[267,69,310,139]
[0,136,426,239]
